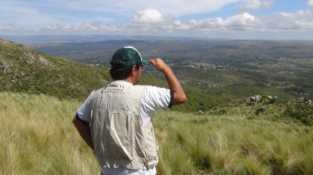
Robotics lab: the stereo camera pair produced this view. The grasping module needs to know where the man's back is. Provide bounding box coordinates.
[89,81,158,170]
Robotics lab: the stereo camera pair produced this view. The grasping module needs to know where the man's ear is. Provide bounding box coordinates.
[130,65,137,76]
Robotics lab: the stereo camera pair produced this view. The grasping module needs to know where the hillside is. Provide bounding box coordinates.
[1,92,313,175]
[0,39,109,100]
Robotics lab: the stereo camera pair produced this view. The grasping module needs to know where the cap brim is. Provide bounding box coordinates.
[141,57,149,65]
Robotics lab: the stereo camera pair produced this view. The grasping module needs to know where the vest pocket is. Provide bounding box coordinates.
[109,111,135,161]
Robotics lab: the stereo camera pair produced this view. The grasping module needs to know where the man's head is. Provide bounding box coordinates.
[110,46,147,83]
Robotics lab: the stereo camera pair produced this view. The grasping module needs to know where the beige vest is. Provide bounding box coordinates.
[89,81,158,170]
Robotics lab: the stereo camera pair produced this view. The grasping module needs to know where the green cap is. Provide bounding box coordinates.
[110,46,147,69]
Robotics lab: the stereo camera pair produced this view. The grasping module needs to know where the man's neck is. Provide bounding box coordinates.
[126,77,136,84]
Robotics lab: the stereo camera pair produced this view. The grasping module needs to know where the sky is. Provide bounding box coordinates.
[1,0,313,39]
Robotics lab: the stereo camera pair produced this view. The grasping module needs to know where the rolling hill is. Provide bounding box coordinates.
[0,38,109,100]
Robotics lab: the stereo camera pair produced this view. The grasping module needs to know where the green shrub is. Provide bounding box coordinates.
[283,102,313,125]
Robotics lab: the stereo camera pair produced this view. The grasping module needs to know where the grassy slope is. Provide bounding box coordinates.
[1,92,313,175]
[0,92,99,175]
[155,112,313,175]
[0,39,109,100]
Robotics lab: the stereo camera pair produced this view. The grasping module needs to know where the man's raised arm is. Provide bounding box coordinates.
[149,58,187,105]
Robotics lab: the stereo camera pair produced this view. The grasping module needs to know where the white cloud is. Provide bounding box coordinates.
[139,0,242,15]
[240,0,273,11]
[171,12,258,32]
[40,13,257,34]
[44,22,122,33]
[267,10,313,30]
[225,12,257,27]
[309,0,313,6]
[134,9,164,24]
[165,10,313,33]
[4,10,313,35]
[1,0,313,37]
[0,0,245,34]
[21,0,243,16]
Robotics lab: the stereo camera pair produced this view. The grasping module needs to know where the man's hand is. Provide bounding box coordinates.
[73,115,94,150]
[149,58,169,72]
[149,58,187,105]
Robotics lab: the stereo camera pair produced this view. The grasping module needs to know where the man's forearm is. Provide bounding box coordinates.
[73,116,94,150]
[149,58,187,104]
[161,66,187,104]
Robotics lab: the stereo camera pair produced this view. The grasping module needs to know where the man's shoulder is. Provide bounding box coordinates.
[134,84,166,89]
[134,85,170,97]
[133,84,166,92]
[135,84,171,111]
[87,88,103,100]
[133,84,152,89]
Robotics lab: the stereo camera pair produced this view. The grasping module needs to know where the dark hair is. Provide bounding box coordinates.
[110,64,141,80]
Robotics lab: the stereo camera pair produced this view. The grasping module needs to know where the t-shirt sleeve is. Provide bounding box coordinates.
[141,86,171,114]
[76,91,96,122]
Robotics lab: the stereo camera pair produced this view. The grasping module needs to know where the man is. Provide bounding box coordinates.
[73,46,187,175]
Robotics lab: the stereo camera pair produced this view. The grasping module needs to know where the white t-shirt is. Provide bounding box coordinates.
[76,81,171,175]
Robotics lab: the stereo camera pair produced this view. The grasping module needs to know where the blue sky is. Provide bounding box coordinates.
[1,0,313,39]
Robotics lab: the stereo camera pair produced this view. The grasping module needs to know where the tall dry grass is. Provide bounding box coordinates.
[155,112,313,175]
[0,92,99,175]
[1,92,313,175]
